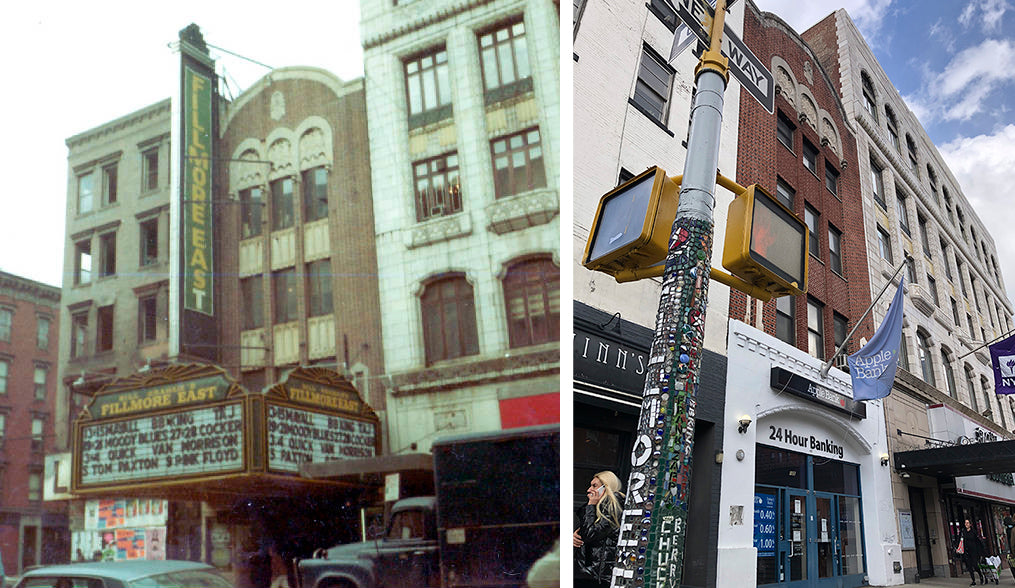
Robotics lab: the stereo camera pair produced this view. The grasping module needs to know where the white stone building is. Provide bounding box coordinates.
[360,0,561,454]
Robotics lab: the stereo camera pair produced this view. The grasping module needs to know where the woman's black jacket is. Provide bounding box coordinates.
[958,526,987,560]
[575,502,622,583]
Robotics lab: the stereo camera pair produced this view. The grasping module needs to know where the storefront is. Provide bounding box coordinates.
[720,321,899,587]
[895,402,1015,579]
[573,300,728,587]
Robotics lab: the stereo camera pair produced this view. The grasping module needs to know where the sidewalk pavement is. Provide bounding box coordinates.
[908,575,1014,586]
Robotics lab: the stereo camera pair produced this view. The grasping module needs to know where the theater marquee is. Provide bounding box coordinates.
[72,365,380,496]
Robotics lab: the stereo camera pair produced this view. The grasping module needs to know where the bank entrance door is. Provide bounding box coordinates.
[756,445,866,588]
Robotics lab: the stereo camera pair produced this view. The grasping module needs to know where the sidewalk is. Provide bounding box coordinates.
[908,575,1014,586]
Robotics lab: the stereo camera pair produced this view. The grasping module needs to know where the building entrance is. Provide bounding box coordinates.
[755,445,866,588]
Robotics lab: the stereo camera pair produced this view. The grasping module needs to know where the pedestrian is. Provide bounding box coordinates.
[958,518,987,585]
[573,471,624,588]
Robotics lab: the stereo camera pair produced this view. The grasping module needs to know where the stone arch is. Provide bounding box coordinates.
[265,129,296,181]
[295,116,334,172]
[798,92,818,132]
[774,62,797,110]
[229,139,266,194]
[820,115,841,158]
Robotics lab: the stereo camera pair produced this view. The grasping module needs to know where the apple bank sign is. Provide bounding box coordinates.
[851,349,894,379]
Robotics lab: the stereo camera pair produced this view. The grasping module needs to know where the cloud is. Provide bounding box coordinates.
[938,125,1015,299]
[904,39,1015,124]
[958,0,1012,33]
[752,0,893,39]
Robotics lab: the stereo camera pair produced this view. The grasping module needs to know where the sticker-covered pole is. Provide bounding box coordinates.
[611,2,730,587]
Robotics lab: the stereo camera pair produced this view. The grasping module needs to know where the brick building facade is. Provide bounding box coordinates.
[0,271,64,573]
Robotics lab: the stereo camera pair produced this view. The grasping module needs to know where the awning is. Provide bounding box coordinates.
[894,439,1015,478]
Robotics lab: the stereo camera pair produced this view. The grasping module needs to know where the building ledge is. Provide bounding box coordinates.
[406,211,473,249]
[485,188,558,235]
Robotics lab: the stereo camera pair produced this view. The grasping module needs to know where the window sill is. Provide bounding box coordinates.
[408,104,454,131]
[627,98,674,136]
[486,187,558,235]
[484,77,535,106]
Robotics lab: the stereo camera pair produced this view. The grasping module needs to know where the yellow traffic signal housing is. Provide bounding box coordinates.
[582,167,680,278]
[722,184,808,297]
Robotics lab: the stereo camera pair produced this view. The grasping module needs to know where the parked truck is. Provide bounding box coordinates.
[296,424,559,588]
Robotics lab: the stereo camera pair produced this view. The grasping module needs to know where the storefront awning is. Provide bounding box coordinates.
[894,440,1015,478]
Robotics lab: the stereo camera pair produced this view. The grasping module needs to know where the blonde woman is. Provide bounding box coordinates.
[573,471,624,588]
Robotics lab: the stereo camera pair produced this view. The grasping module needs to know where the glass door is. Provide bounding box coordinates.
[814,494,838,580]
[786,490,810,583]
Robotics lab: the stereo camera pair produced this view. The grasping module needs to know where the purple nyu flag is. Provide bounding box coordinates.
[989,332,1015,394]
[847,276,905,401]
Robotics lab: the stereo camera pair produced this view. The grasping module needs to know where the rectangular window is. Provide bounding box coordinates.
[802,139,818,174]
[271,178,295,230]
[240,187,264,238]
[78,172,94,214]
[273,269,299,324]
[75,240,92,285]
[833,313,848,352]
[775,177,795,209]
[71,312,87,358]
[302,167,329,223]
[927,275,939,306]
[34,366,46,401]
[952,298,961,326]
[241,276,264,330]
[777,112,795,150]
[491,128,546,199]
[896,190,910,235]
[414,152,462,222]
[99,232,116,278]
[828,225,843,275]
[140,218,159,266]
[96,305,114,352]
[28,471,41,501]
[138,295,158,343]
[102,164,118,206]
[0,360,7,394]
[631,47,673,124]
[405,47,451,126]
[906,256,916,285]
[958,261,967,295]
[306,260,333,318]
[479,20,531,99]
[805,205,819,257]
[919,215,931,257]
[775,296,794,346]
[877,226,893,264]
[807,299,824,360]
[942,241,953,280]
[870,160,886,209]
[37,316,49,349]
[0,308,10,341]
[825,162,839,195]
[143,148,159,192]
[968,313,975,337]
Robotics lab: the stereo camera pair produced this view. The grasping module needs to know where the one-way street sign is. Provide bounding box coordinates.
[672,0,774,113]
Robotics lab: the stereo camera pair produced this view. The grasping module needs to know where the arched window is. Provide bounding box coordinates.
[861,72,878,121]
[502,255,559,348]
[940,347,956,398]
[905,134,919,176]
[916,330,935,386]
[885,105,900,151]
[927,165,939,204]
[420,273,479,364]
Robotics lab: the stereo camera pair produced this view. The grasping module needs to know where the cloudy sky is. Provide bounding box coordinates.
[754,0,1015,304]
[0,1,364,288]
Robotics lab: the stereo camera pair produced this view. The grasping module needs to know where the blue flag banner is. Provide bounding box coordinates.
[847,276,905,401]
[989,332,1015,394]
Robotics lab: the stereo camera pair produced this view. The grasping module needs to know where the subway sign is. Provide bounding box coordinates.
[72,365,380,495]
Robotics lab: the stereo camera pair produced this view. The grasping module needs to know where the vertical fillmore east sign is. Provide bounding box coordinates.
[183,65,213,315]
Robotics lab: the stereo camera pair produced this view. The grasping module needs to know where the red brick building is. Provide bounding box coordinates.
[733,2,874,361]
[0,271,64,571]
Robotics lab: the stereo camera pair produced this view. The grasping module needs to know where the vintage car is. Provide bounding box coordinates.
[12,560,231,588]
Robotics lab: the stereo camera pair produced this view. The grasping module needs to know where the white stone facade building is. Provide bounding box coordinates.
[360,0,561,454]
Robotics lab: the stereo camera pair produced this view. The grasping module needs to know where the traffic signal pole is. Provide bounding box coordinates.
[611,3,730,587]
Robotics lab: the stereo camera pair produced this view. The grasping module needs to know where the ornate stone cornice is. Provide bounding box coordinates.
[0,271,60,303]
[363,0,497,50]
[66,99,171,150]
